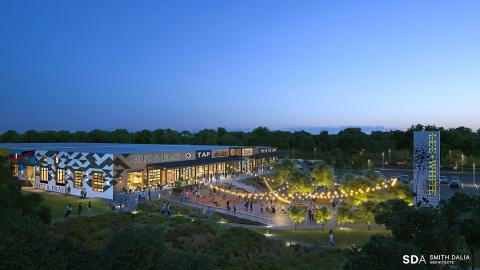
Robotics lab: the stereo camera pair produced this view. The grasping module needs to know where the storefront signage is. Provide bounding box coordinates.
[241,148,253,156]
[196,150,212,159]
[229,148,242,157]
[259,148,277,153]
[132,152,193,164]
[413,131,440,207]
[35,182,66,193]
[212,149,229,158]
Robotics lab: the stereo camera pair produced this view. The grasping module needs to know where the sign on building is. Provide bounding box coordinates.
[413,131,440,207]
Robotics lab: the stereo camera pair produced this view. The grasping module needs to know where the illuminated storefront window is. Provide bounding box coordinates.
[74,171,83,188]
[148,168,162,186]
[56,168,66,185]
[40,167,49,183]
[26,166,35,182]
[127,171,144,188]
[12,163,18,177]
[92,173,104,192]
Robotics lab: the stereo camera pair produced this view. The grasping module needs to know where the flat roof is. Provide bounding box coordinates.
[0,143,266,154]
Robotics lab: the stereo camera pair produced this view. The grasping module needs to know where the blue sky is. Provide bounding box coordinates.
[1,0,480,132]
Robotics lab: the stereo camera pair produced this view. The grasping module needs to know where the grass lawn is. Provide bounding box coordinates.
[23,189,110,220]
[250,226,389,248]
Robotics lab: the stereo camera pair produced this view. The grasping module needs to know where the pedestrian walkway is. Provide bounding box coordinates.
[163,195,272,225]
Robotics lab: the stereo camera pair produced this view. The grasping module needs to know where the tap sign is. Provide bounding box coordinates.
[196,150,212,160]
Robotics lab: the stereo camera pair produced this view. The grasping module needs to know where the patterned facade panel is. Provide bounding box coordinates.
[34,150,114,200]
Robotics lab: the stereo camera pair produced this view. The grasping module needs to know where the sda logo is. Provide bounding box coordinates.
[403,255,426,264]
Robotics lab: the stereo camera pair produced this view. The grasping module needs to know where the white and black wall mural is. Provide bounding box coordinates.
[34,150,114,200]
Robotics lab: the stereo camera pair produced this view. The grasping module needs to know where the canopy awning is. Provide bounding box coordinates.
[147,156,246,169]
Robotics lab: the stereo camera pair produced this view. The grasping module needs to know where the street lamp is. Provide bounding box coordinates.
[314,147,317,161]
[382,152,385,169]
[461,154,465,175]
[474,163,477,189]
[388,148,391,163]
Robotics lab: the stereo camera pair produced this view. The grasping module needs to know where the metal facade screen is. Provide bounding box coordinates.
[413,131,441,207]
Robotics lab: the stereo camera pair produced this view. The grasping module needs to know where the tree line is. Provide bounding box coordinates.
[2,124,480,168]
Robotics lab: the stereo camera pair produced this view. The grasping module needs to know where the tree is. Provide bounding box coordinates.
[357,201,376,230]
[373,199,409,228]
[310,162,335,188]
[441,193,480,270]
[288,206,305,230]
[344,235,428,270]
[336,204,355,228]
[387,207,465,257]
[315,206,331,231]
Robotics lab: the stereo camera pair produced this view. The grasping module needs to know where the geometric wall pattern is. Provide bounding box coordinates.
[34,150,114,200]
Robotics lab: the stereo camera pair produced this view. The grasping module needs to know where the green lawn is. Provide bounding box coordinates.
[250,226,389,248]
[23,189,110,220]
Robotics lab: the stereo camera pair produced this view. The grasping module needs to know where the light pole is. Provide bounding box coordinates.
[367,159,371,169]
[461,154,464,175]
[449,150,452,165]
[474,163,477,189]
[382,151,385,169]
[314,147,317,161]
[388,148,391,164]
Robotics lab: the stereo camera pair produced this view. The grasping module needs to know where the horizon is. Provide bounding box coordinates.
[1,124,479,135]
[2,1,480,131]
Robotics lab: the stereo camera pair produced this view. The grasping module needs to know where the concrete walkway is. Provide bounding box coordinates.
[162,195,272,225]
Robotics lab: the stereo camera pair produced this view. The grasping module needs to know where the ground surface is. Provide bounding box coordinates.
[249,226,389,248]
[23,188,110,220]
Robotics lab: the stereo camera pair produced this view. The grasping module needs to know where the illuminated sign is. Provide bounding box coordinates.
[229,148,242,157]
[242,148,253,156]
[196,150,211,159]
[212,149,229,158]
[259,148,277,153]
[131,152,194,164]
[413,131,440,207]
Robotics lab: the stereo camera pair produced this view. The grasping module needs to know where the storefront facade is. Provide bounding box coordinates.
[1,143,279,200]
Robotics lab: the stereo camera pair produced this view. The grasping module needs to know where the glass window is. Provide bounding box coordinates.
[56,168,65,185]
[92,173,104,192]
[40,167,49,183]
[74,171,83,188]
[26,166,35,181]
[128,171,144,188]
[12,163,18,177]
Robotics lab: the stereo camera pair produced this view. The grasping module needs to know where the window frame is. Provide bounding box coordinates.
[73,170,83,188]
[56,168,66,186]
[40,167,49,183]
[92,172,104,192]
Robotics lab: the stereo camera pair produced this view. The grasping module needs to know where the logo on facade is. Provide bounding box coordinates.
[185,152,192,159]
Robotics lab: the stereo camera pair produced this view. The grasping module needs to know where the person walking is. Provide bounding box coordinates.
[226,199,230,211]
[78,202,82,216]
[64,203,70,220]
[328,230,335,248]
[233,204,236,214]
[249,200,253,212]
[87,200,92,215]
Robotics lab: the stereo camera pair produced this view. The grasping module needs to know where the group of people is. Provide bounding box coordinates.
[202,206,213,219]
[159,202,172,216]
[64,201,92,220]
[109,199,129,212]
[80,188,87,198]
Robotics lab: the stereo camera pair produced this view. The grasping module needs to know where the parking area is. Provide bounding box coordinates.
[378,168,479,200]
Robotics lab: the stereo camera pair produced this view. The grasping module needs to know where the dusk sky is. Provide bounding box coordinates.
[2,0,480,132]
